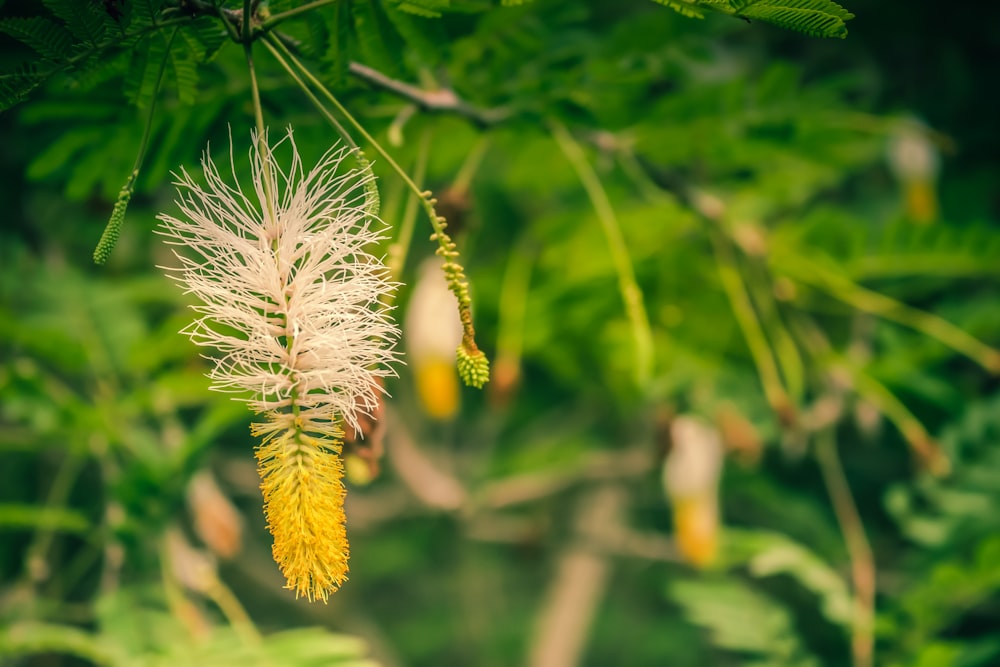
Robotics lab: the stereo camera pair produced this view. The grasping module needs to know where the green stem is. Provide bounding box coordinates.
[747,267,805,404]
[711,231,794,423]
[815,431,875,667]
[549,119,654,391]
[244,41,277,227]
[388,129,431,282]
[242,0,253,43]
[848,365,948,474]
[133,27,177,176]
[260,37,355,149]
[93,26,178,264]
[264,36,437,233]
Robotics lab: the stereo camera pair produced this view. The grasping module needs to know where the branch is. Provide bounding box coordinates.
[527,486,623,667]
[346,61,512,128]
[815,431,875,667]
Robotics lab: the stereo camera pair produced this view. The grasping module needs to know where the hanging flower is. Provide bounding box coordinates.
[405,257,464,420]
[662,415,725,568]
[158,129,400,601]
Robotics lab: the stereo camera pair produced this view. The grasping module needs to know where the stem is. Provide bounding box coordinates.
[244,41,277,227]
[205,577,261,645]
[388,129,431,282]
[242,0,253,43]
[710,231,794,423]
[549,119,654,391]
[747,267,805,404]
[132,27,177,177]
[266,36,432,221]
[260,37,356,149]
[815,431,875,667]
[849,366,949,474]
[345,60,510,127]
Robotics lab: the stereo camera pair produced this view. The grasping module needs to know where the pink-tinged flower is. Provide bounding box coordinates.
[158,129,400,601]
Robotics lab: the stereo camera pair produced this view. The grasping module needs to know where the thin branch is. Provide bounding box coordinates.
[387,129,431,282]
[527,487,623,667]
[243,41,276,227]
[347,61,511,127]
[710,229,796,424]
[849,366,949,474]
[815,431,875,667]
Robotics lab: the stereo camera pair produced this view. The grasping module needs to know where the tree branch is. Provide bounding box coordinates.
[346,61,512,128]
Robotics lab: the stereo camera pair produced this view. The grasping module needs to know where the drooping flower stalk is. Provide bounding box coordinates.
[159,129,399,601]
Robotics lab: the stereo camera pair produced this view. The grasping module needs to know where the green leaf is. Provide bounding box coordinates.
[669,576,819,665]
[0,503,90,533]
[0,16,74,60]
[166,40,198,104]
[735,0,854,38]
[123,33,167,108]
[0,623,114,666]
[42,0,112,47]
[351,0,404,77]
[649,0,706,19]
[725,528,853,629]
[0,65,44,111]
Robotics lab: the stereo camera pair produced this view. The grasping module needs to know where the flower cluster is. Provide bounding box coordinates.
[159,129,399,601]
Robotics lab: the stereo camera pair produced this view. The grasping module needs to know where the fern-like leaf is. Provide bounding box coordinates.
[178,18,227,63]
[392,0,449,18]
[42,0,112,47]
[166,44,198,104]
[649,0,706,19]
[0,16,75,61]
[384,2,446,64]
[0,66,44,112]
[351,0,403,77]
[651,0,853,36]
[123,34,167,109]
[734,0,853,38]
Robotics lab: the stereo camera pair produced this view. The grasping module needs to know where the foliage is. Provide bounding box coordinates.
[1,1,998,666]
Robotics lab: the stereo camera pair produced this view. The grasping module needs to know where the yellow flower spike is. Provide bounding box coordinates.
[257,428,349,602]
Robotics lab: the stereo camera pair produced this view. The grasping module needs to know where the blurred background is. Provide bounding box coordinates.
[1,1,999,665]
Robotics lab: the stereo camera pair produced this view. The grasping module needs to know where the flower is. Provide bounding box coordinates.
[158,129,400,601]
[405,257,464,419]
[662,415,725,568]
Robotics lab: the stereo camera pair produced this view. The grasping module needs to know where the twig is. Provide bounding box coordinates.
[527,486,624,667]
[347,61,511,127]
[710,229,796,424]
[815,431,874,667]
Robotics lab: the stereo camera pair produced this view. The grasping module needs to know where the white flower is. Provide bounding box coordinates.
[157,129,399,437]
[158,129,400,601]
